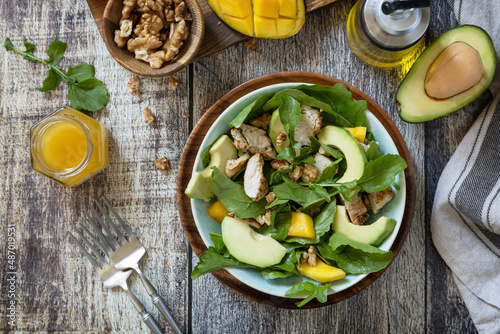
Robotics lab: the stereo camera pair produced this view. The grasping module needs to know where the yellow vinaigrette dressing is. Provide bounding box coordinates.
[30,107,109,187]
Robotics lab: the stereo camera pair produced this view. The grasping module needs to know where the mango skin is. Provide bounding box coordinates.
[288,212,315,239]
[206,0,305,39]
[297,259,346,283]
[207,200,229,223]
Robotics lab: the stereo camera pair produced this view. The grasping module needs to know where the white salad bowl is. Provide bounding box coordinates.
[177,72,416,308]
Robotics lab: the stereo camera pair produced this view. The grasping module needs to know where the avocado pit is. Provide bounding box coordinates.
[424,42,484,100]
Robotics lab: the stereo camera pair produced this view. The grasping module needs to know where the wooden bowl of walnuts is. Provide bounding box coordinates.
[103,0,204,77]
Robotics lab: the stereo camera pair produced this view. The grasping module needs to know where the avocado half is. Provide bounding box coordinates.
[397,25,497,123]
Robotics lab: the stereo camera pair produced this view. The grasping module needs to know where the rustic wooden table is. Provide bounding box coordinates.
[0,0,492,332]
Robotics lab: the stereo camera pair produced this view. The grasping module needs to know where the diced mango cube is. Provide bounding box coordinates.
[288,212,315,239]
[254,16,278,38]
[277,18,297,36]
[279,0,297,18]
[345,127,367,143]
[254,0,279,18]
[222,16,254,36]
[297,259,346,283]
[219,0,252,18]
[207,200,229,223]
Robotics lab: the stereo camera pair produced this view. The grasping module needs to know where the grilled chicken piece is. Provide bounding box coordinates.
[226,153,251,178]
[368,187,395,214]
[249,113,272,129]
[343,195,369,225]
[231,124,277,158]
[294,106,322,147]
[313,153,334,179]
[301,163,318,183]
[244,153,268,201]
[271,159,292,171]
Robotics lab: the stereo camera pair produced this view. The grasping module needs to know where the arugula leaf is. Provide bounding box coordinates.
[310,136,344,159]
[211,167,267,218]
[209,233,226,254]
[327,233,393,274]
[67,63,95,82]
[22,38,36,62]
[273,177,323,206]
[294,84,367,127]
[191,247,254,279]
[229,93,274,128]
[285,281,331,307]
[68,78,109,112]
[365,141,383,161]
[276,146,294,160]
[278,95,302,146]
[200,141,214,169]
[39,69,61,92]
[258,204,291,240]
[2,37,109,111]
[317,158,342,183]
[263,89,334,113]
[45,39,66,66]
[308,183,331,202]
[357,154,407,193]
[261,269,294,279]
[287,199,337,244]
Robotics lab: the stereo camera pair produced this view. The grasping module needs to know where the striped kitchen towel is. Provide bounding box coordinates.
[431,93,500,333]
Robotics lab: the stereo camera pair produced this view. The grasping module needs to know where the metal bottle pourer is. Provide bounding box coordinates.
[362,0,430,50]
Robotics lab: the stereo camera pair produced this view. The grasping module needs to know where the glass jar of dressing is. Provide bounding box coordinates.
[30,106,109,187]
[346,0,430,69]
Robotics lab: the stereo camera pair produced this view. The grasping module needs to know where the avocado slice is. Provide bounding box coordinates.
[185,135,237,200]
[332,205,396,246]
[268,109,288,153]
[222,216,287,267]
[317,126,367,183]
[397,25,497,123]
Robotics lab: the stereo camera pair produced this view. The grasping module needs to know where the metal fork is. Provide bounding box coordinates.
[69,229,163,334]
[88,198,182,334]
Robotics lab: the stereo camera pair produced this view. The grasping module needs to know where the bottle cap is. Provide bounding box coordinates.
[361,0,430,50]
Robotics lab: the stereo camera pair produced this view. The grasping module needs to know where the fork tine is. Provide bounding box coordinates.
[73,228,108,265]
[79,223,108,256]
[90,204,120,249]
[84,211,115,252]
[69,232,101,270]
[95,200,126,243]
[102,197,135,237]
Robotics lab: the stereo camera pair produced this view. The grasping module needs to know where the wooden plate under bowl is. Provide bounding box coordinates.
[176,71,416,309]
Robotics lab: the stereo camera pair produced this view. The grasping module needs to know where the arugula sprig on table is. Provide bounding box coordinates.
[2,37,109,112]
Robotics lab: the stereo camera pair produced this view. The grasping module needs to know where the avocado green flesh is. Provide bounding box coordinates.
[185,135,237,200]
[222,217,287,268]
[268,109,288,153]
[317,126,367,183]
[397,25,497,123]
[332,205,396,246]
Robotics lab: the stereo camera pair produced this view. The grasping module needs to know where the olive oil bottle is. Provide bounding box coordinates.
[346,0,430,69]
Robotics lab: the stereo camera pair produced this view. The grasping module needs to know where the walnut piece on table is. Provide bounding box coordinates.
[142,107,155,123]
[127,76,140,95]
[114,0,191,69]
[154,156,169,170]
[169,74,179,91]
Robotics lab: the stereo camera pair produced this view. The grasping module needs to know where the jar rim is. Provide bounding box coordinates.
[30,113,94,178]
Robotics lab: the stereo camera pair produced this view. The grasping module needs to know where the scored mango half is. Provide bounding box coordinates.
[206,0,305,39]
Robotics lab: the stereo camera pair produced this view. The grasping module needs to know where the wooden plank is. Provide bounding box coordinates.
[0,0,190,332]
